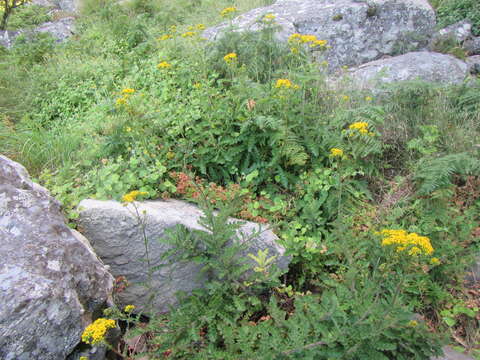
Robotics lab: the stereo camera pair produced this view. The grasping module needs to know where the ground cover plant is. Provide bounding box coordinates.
[1,0,480,359]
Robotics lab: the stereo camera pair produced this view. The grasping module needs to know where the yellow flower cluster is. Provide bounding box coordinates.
[81,318,116,345]
[124,304,136,313]
[157,61,172,69]
[116,88,135,107]
[288,33,328,48]
[223,52,237,63]
[181,31,196,38]
[379,229,434,256]
[157,34,172,41]
[263,13,276,23]
[79,357,88,360]
[330,148,344,157]
[348,121,374,136]
[275,78,299,89]
[122,190,148,203]
[220,6,237,17]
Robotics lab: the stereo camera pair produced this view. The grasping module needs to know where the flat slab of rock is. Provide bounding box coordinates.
[204,0,436,70]
[432,346,475,360]
[0,156,113,360]
[346,51,469,87]
[78,199,290,313]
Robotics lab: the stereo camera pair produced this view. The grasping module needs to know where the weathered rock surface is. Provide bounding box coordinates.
[466,56,480,75]
[0,30,18,48]
[432,346,475,360]
[346,51,469,87]
[0,17,75,48]
[32,0,80,13]
[0,155,114,360]
[464,37,480,56]
[204,0,436,70]
[77,199,290,313]
[431,20,472,44]
[35,17,75,42]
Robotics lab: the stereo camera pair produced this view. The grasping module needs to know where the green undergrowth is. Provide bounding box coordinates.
[1,0,480,358]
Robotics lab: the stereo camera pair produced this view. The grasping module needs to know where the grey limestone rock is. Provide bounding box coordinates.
[204,0,436,70]
[0,155,114,360]
[34,17,75,42]
[0,30,19,48]
[466,56,480,75]
[77,199,290,313]
[346,51,469,87]
[431,20,472,44]
[432,346,475,360]
[464,37,480,56]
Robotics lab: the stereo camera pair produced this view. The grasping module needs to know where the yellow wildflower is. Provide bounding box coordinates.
[330,148,344,157]
[275,79,294,89]
[380,229,434,256]
[220,6,237,17]
[408,320,418,327]
[181,31,196,38]
[290,47,299,54]
[157,34,172,41]
[430,257,441,265]
[312,39,328,47]
[342,95,350,101]
[122,190,148,203]
[157,61,172,69]
[116,97,128,106]
[124,305,136,313]
[81,318,116,345]
[125,126,132,132]
[223,52,238,63]
[365,96,373,101]
[196,24,206,30]
[288,33,302,43]
[263,13,276,23]
[79,357,88,360]
[349,121,369,135]
[121,88,135,94]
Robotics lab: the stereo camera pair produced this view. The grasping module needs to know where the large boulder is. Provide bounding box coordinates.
[204,0,436,69]
[77,199,290,313]
[346,51,469,87]
[0,155,114,360]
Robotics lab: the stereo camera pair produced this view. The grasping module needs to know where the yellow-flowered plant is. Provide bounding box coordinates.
[349,121,370,135]
[196,24,205,30]
[81,318,116,345]
[124,304,136,313]
[157,34,172,41]
[263,13,276,23]
[330,148,344,158]
[220,6,237,17]
[181,31,196,38]
[157,61,172,69]
[288,33,328,48]
[223,52,237,63]
[275,78,299,89]
[121,88,135,94]
[430,257,441,265]
[379,229,434,256]
[122,190,148,203]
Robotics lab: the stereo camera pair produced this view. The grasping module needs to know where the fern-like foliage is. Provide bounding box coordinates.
[414,152,480,195]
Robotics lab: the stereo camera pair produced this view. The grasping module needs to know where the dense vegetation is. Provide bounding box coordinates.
[1,0,479,359]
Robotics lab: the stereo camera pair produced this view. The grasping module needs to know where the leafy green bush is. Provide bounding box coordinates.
[7,4,51,30]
